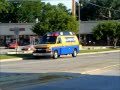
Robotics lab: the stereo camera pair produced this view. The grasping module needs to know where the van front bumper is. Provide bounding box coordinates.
[33,52,53,56]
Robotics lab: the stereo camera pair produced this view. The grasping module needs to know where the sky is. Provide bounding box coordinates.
[42,0,78,10]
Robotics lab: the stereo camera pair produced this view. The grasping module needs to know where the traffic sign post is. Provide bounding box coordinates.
[14,27,19,54]
[10,27,25,54]
[14,27,20,35]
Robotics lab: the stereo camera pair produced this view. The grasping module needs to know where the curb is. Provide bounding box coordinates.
[0,58,23,62]
[78,50,120,56]
[0,50,120,62]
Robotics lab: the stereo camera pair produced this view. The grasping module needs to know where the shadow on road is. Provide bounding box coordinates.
[0,72,120,90]
[5,54,72,60]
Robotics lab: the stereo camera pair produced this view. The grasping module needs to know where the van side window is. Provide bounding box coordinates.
[57,38,62,44]
[65,37,75,42]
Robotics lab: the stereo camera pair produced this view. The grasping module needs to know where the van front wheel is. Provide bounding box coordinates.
[53,51,58,59]
[72,49,77,57]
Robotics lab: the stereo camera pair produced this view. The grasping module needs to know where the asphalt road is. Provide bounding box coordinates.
[0,52,120,90]
[1,52,120,73]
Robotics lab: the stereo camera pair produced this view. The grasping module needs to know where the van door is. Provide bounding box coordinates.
[59,37,72,55]
[61,37,76,54]
[56,37,68,55]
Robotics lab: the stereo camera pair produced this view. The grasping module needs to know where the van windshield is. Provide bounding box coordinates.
[40,36,57,44]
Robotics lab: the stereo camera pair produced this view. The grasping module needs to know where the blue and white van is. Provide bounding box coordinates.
[33,31,80,59]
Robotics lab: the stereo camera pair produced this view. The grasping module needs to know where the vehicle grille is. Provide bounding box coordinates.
[35,48,47,53]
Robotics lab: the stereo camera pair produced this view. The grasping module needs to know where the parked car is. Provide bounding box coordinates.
[8,42,18,49]
[22,45,35,51]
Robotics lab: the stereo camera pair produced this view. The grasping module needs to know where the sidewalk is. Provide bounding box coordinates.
[0,47,6,49]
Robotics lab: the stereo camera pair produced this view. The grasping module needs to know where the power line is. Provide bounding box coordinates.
[88,2,120,13]
[80,0,120,13]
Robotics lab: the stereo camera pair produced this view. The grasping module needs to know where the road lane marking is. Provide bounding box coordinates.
[81,64,120,74]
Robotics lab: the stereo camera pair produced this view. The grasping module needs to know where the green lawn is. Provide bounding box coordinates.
[0,54,32,60]
[80,48,120,53]
[0,48,120,60]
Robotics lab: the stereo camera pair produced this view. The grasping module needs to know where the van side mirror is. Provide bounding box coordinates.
[57,40,61,44]
[57,38,62,44]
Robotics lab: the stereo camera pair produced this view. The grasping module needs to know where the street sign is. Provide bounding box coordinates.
[10,27,25,36]
[14,27,19,36]
[9,27,25,53]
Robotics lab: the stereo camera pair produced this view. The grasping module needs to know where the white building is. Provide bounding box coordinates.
[0,21,99,46]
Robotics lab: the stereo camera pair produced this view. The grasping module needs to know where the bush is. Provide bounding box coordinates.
[93,21,120,47]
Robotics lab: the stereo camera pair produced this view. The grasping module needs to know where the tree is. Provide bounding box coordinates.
[57,3,71,14]
[0,0,43,23]
[76,0,120,21]
[113,22,120,47]
[0,0,9,13]
[93,21,120,47]
[17,0,43,23]
[32,3,78,36]
[2,2,21,23]
[0,0,10,22]
[94,0,120,20]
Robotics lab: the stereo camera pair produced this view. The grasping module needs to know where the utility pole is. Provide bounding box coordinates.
[78,1,83,42]
[72,0,76,16]
[78,2,81,42]
[72,0,82,41]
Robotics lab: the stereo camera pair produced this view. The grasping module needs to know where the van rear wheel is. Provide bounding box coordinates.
[72,49,77,57]
[53,51,58,59]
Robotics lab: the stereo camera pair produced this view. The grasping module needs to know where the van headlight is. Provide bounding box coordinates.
[46,47,51,52]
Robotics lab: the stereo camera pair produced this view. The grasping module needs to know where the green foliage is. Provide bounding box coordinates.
[0,0,15,22]
[95,0,120,20]
[115,22,120,38]
[0,0,9,13]
[32,4,78,36]
[17,0,43,23]
[93,21,120,47]
[93,21,118,39]
[77,0,120,20]
[57,3,71,13]
[0,0,43,23]
[0,0,78,34]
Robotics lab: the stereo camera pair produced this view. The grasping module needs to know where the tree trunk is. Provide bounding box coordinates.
[113,38,118,48]
[107,36,110,46]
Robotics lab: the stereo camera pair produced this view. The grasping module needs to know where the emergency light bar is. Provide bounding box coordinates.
[46,31,75,36]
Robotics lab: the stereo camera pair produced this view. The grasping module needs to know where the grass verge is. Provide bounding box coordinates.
[80,48,120,53]
[0,54,32,60]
